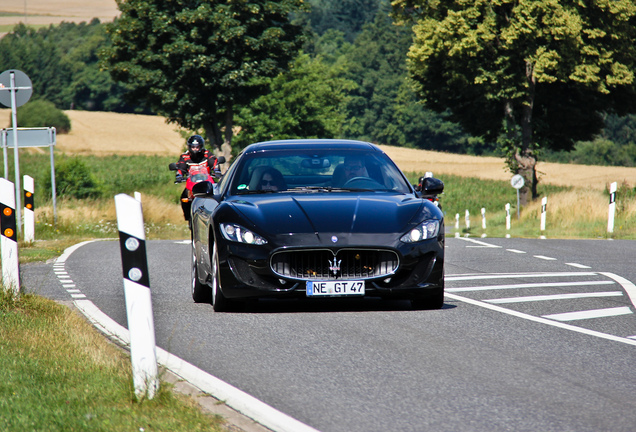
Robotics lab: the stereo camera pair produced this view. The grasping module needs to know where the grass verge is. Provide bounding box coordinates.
[0,289,224,431]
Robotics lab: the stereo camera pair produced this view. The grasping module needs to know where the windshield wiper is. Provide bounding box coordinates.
[236,189,278,195]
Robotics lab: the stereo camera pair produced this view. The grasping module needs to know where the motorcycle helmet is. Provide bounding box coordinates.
[187,135,205,157]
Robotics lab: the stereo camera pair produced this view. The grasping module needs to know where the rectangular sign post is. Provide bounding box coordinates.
[115,193,158,400]
[0,178,20,296]
[2,127,57,224]
[607,182,617,234]
[23,175,34,243]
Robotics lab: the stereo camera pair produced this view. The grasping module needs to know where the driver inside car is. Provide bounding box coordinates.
[343,155,369,182]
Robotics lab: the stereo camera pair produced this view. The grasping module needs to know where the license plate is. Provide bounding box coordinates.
[306,280,365,297]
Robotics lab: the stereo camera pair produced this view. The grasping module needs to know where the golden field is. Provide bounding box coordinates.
[0,0,118,36]
[3,108,635,191]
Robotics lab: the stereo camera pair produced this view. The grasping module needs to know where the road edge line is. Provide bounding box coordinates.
[60,241,320,432]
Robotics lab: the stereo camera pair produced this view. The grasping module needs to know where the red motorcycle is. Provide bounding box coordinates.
[169,157,225,224]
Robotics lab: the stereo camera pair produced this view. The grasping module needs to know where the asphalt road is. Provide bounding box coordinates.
[22,236,636,432]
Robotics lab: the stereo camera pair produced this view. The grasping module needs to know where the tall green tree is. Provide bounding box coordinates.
[234,53,355,147]
[102,0,307,157]
[392,0,636,202]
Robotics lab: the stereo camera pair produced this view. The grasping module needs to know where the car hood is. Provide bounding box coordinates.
[226,193,438,245]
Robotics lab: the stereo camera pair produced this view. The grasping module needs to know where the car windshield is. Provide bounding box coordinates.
[230,149,412,195]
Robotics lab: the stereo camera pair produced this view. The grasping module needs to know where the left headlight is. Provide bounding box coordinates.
[220,223,268,245]
[400,220,440,243]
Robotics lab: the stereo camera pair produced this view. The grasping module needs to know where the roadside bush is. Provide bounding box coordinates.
[46,157,102,199]
[15,99,71,133]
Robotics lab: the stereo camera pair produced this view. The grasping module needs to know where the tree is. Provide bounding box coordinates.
[392,0,636,202]
[102,0,307,157]
[234,53,355,147]
[0,21,131,112]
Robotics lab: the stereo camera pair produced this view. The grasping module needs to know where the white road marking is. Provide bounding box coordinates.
[446,272,598,281]
[446,280,615,293]
[599,272,636,310]
[565,263,592,269]
[70,293,86,299]
[506,249,526,254]
[485,291,624,304]
[457,237,501,248]
[534,255,557,261]
[445,293,636,346]
[543,307,633,322]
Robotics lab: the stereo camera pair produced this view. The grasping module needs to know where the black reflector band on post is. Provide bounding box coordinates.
[610,192,616,205]
[24,190,34,209]
[1,203,17,241]
[118,231,150,288]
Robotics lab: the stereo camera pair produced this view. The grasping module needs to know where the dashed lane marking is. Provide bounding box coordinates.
[534,255,557,261]
[566,263,592,269]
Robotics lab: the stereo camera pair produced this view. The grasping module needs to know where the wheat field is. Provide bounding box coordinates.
[3,108,635,190]
[0,0,118,36]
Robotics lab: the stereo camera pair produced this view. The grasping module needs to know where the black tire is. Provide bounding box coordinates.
[411,288,444,310]
[191,241,212,303]
[211,243,235,312]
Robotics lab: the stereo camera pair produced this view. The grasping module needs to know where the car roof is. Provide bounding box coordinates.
[242,139,382,154]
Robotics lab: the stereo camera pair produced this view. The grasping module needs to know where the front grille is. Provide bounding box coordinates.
[270,248,399,281]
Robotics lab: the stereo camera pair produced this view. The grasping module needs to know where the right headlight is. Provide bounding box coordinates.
[220,223,268,245]
[400,220,440,243]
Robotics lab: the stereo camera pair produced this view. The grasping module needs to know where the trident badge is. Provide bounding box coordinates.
[328,257,341,276]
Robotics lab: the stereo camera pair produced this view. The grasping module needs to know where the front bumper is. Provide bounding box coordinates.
[216,237,444,300]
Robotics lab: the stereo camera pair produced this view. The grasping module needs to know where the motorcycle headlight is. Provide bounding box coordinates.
[400,220,440,243]
[220,223,268,245]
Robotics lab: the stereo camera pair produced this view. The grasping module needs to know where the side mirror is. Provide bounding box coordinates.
[192,180,214,196]
[168,162,178,171]
[216,156,226,165]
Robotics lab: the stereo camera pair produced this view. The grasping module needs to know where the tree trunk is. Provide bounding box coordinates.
[221,104,233,163]
[515,60,538,204]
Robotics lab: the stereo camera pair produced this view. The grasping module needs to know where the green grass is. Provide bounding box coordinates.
[0,291,224,431]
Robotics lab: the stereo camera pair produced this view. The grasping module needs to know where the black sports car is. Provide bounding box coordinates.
[190,139,445,311]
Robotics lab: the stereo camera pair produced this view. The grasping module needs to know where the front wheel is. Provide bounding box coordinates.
[192,241,212,303]
[211,242,235,312]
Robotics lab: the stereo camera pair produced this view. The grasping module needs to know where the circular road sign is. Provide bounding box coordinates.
[511,174,525,190]
[0,69,33,108]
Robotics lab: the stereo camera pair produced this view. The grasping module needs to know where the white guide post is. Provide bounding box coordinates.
[115,193,158,400]
[481,208,486,229]
[505,203,511,238]
[540,197,547,232]
[607,182,617,234]
[0,178,19,295]
[455,213,459,230]
[465,210,470,229]
[23,175,34,243]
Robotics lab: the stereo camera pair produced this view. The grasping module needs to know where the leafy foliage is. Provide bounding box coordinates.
[300,0,385,41]
[392,0,636,199]
[0,21,133,112]
[234,53,355,148]
[15,100,71,133]
[102,0,307,153]
[46,157,102,199]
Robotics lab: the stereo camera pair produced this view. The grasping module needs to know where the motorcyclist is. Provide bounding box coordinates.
[175,135,220,221]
